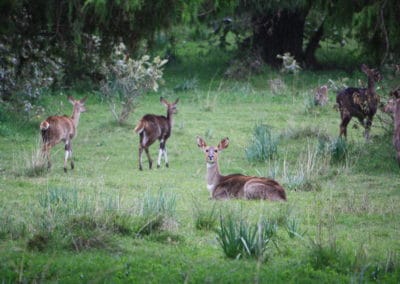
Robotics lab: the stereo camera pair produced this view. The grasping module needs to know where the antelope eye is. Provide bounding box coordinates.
[214,150,218,153]
[205,149,209,152]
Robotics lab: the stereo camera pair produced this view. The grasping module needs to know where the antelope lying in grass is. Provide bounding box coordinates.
[384,97,400,166]
[134,97,179,170]
[40,96,87,172]
[336,64,382,139]
[197,137,286,201]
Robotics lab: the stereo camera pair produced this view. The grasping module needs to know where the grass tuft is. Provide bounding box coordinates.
[192,201,218,231]
[246,124,278,163]
[216,214,277,261]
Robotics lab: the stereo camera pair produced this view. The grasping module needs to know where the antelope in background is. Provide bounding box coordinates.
[40,96,87,172]
[134,97,179,170]
[196,137,286,201]
[314,85,328,106]
[383,92,400,166]
[336,64,382,140]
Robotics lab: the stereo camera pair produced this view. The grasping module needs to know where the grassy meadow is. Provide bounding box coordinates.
[1,47,400,283]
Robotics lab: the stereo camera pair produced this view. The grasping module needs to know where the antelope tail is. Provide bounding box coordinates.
[40,120,50,130]
[134,120,145,134]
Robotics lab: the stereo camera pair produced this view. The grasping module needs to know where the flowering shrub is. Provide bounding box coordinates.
[0,36,63,119]
[100,43,168,124]
[276,52,301,74]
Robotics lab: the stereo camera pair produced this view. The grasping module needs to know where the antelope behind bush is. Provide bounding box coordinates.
[336,64,382,139]
[197,137,286,201]
[40,96,87,172]
[134,97,179,170]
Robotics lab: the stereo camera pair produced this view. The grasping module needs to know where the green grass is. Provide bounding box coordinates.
[1,46,400,282]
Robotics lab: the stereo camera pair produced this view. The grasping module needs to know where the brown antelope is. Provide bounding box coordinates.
[134,97,179,170]
[383,97,400,166]
[336,64,382,139]
[40,96,87,172]
[314,85,328,106]
[197,137,287,201]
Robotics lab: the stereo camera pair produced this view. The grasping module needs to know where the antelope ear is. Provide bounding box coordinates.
[360,64,369,74]
[197,136,207,150]
[174,98,180,104]
[218,137,229,150]
[80,96,88,104]
[160,97,168,106]
[68,96,75,104]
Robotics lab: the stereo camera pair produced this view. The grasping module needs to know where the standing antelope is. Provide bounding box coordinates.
[383,98,400,166]
[336,64,382,139]
[197,137,286,201]
[134,97,179,170]
[40,96,87,172]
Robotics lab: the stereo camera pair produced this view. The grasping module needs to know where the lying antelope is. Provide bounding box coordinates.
[336,64,382,139]
[40,96,87,172]
[134,97,179,170]
[197,137,287,201]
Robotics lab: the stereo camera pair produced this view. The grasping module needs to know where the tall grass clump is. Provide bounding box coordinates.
[269,142,326,191]
[0,206,28,240]
[11,136,47,177]
[192,200,218,231]
[246,124,278,163]
[285,217,306,239]
[318,136,349,164]
[216,214,277,261]
[134,190,177,236]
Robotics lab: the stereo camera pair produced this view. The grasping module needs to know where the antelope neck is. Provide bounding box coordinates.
[206,161,221,187]
[367,76,375,90]
[71,110,81,127]
[167,111,174,128]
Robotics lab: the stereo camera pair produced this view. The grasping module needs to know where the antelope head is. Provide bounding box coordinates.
[197,137,229,165]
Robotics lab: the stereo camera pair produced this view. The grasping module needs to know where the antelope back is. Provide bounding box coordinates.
[40,96,87,144]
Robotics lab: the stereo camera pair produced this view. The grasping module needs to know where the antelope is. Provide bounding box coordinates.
[134,97,179,170]
[336,64,382,139]
[383,97,400,166]
[314,85,328,106]
[196,136,287,201]
[40,96,87,172]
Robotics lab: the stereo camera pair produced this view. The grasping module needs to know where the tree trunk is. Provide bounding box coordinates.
[304,21,324,69]
[251,9,307,66]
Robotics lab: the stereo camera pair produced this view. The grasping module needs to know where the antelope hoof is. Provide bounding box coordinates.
[64,167,67,173]
[166,163,169,168]
[157,165,160,169]
[149,161,153,169]
[139,165,143,171]
[71,161,74,170]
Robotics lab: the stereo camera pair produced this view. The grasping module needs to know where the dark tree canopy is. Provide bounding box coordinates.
[200,0,400,68]
[1,0,399,95]
[0,0,186,85]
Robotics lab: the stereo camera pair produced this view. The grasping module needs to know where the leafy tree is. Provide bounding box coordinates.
[0,0,189,91]
[201,0,400,68]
